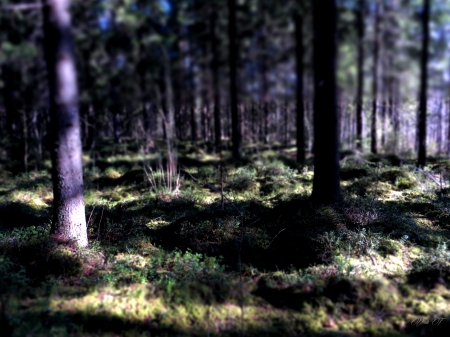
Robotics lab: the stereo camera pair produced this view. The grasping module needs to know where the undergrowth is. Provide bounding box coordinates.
[1,141,450,336]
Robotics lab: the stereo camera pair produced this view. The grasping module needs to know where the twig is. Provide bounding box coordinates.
[416,167,442,187]
[247,218,261,227]
[265,228,286,251]
[87,206,96,227]
[97,206,105,241]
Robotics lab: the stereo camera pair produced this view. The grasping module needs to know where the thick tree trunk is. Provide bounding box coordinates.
[310,0,342,205]
[417,0,429,167]
[42,0,87,247]
[295,13,305,163]
[228,0,241,160]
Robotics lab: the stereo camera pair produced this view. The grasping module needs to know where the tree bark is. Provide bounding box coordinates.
[260,2,270,145]
[137,36,152,143]
[228,0,241,160]
[417,0,429,167]
[2,65,26,172]
[310,0,342,205]
[295,13,305,163]
[210,3,221,151]
[42,0,87,247]
[161,46,176,144]
[371,2,381,154]
[436,100,442,155]
[355,0,365,151]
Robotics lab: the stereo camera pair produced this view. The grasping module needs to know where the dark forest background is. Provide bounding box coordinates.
[2,0,450,171]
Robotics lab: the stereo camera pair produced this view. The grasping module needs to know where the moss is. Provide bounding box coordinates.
[6,140,450,337]
[378,239,403,257]
[105,167,123,179]
[396,177,418,190]
[379,168,417,190]
[260,181,288,196]
[370,280,400,310]
[366,326,405,337]
[47,246,83,277]
[340,167,368,180]
[413,300,431,315]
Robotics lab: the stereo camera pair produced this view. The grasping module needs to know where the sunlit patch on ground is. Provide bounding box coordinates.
[1,143,450,336]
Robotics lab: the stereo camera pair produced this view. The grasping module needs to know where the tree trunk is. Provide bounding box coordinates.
[371,2,381,154]
[436,100,442,156]
[390,78,399,153]
[381,98,387,149]
[161,46,176,144]
[2,65,26,172]
[228,0,241,160]
[310,0,342,205]
[210,3,221,151]
[417,0,429,167]
[447,99,450,154]
[284,101,289,147]
[137,37,152,143]
[295,13,305,163]
[42,0,87,247]
[355,0,365,151]
[260,3,270,145]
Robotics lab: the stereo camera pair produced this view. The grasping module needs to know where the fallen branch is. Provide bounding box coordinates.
[416,167,441,186]
[416,168,445,195]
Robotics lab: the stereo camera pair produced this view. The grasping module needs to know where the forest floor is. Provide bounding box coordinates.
[1,139,450,336]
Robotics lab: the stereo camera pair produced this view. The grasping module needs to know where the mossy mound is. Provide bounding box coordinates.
[345,180,392,197]
[340,167,368,180]
[380,168,417,190]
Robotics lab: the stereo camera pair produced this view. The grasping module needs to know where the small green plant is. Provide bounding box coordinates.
[0,225,50,250]
[227,166,257,192]
[104,167,122,179]
[197,166,219,182]
[144,164,181,196]
[335,253,355,277]
[411,238,450,275]
[257,163,298,195]
[144,148,181,196]
[316,228,382,264]
[380,168,417,190]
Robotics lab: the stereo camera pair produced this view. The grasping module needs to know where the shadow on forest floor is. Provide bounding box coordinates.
[2,143,450,336]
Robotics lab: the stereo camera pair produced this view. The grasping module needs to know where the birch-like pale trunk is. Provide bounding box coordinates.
[42,0,87,247]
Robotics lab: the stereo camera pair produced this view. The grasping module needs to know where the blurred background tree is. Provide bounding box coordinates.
[1,0,450,172]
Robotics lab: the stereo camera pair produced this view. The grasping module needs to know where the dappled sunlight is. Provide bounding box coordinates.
[2,143,450,335]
